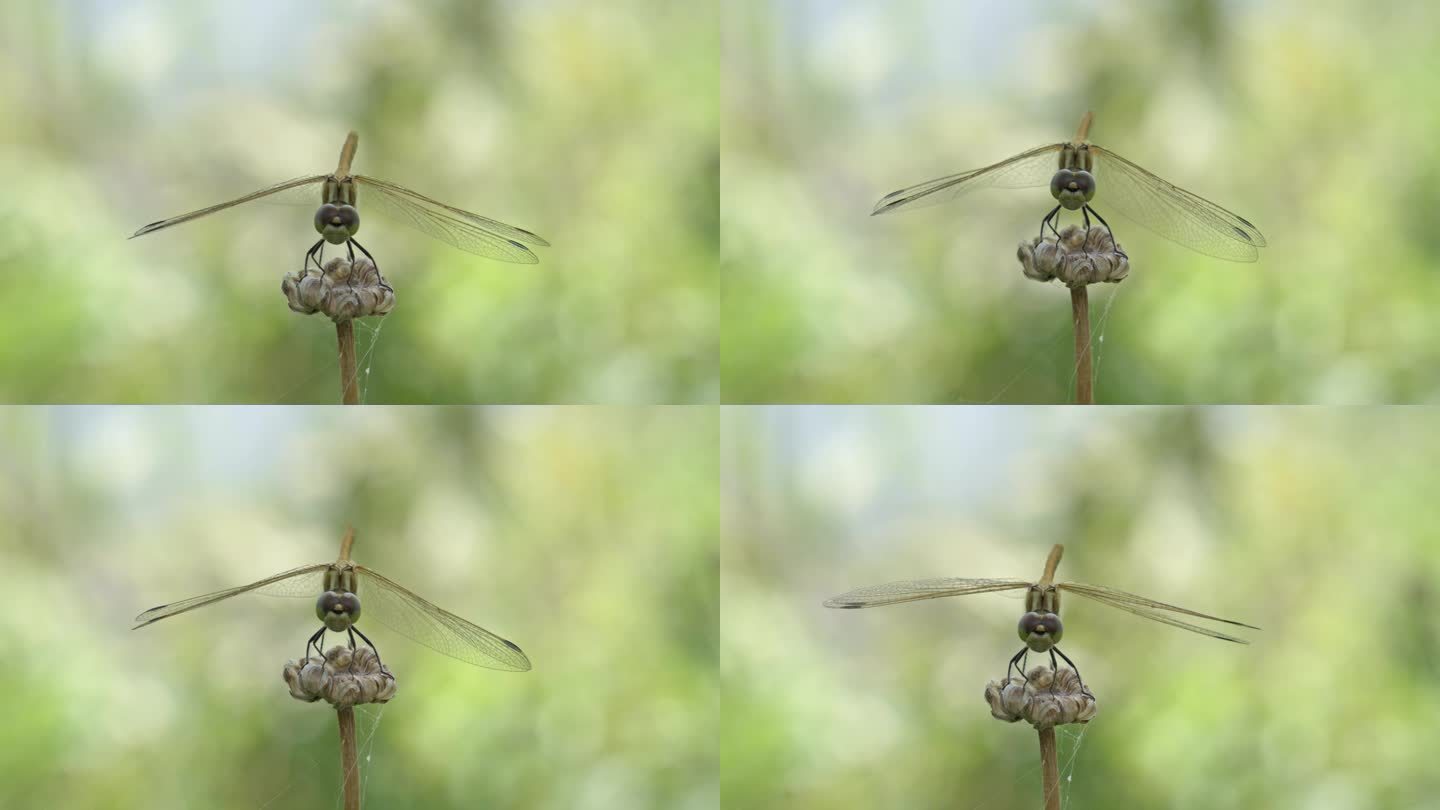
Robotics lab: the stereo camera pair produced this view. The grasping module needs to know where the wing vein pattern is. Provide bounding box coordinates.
[130,175,328,238]
[132,563,330,628]
[824,578,1032,609]
[354,176,549,245]
[872,144,1062,215]
[1092,146,1266,262]
[1059,581,1258,643]
[356,566,531,671]
[355,175,545,264]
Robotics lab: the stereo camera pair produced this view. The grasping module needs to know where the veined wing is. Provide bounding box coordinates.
[130,175,328,239]
[1091,145,1266,262]
[132,563,329,629]
[355,565,531,672]
[871,144,1063,216]
[1058,582,1259,643]
[353,175,548,265]
[824,578,1032,609]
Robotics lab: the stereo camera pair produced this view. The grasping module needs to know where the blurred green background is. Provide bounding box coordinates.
[0,0,716,403]
[722,0,1440,403]
[722,407,1440,808]
[0,406,717,809]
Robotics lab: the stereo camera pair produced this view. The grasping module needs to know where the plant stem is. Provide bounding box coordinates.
[1070,285,1092,404]
[336,319,360,405]
[1038,726,1060,810]
[338,526,356,561]
[336,131,359,178]
[337,706,361,810]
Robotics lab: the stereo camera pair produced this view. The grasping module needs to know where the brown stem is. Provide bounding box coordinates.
[1038,726,1061,810]
[336,319,360,405]
[1070,285,1092,404]
[1038,544,1064,586]
[336,131,359,178]
[337,706,361,810]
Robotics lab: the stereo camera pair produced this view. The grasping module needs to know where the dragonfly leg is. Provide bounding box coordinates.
[347,239,392,293]
[1005,647,1028,685]
[1007,649,1021,682]
[351,619,385,665]
[305,238,326,273]
[305,625,327,662]
[1083,206,1128,260]
[1039,205,1062,240]
[345,627,362,671]
[1052,645,1085,691]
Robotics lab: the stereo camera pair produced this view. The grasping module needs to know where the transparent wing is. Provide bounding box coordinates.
[132,563,329,629]
[130,175,328,239]
[824,578,1032,609]
[1058,582,1259,643]
[1091,146,1266,262]
[355,566,531,672]
[871,144,1063,216]
[353,175,548,265]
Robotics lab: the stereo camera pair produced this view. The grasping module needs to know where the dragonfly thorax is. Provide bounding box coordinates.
[1018,610,1063,652]
[1025,583,1060,613]
[316,590,362,631]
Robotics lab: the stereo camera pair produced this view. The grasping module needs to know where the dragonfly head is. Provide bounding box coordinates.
[316,590,362,631]
[1050,169,1095,211]
[1018,610,1063,652]
[315,203,360,245]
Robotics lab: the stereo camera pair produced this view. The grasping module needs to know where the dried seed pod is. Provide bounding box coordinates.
[281,257,396,323]
[1017,225,1129,288]
[984,666,1097,730]
[283,645,397,708]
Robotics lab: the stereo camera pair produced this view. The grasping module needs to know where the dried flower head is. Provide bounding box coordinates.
[984,666,1097,729]
[1017,225,1129,288]
[283,645,397,708]
[281,257,395,323]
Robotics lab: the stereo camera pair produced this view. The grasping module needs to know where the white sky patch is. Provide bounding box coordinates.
[95,6,177,86]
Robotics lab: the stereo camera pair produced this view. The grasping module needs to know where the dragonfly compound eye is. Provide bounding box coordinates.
[339,592,361,621]
[1018,611,1064,648]
[314,204,360,243]
[335,204,360,236]
[315,204,339,234]
[1049,171,1069,199]
[1049,169,1096,210]
[316,590,359,630]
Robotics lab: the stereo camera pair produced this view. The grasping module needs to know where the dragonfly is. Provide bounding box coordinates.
[130,131,548,270]
[133,528,531,672]
[872,112,1266,262]
[824,544,1256,686]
